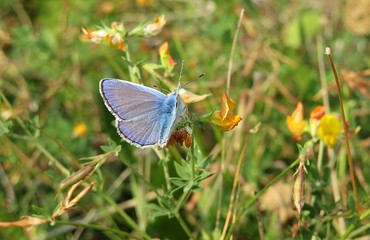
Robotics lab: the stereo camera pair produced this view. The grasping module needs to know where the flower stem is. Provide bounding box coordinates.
[325,47,360,216]
[339,208,370,240]
[220,129,251,240]
[225,158,300,239]
[174,211,195,240]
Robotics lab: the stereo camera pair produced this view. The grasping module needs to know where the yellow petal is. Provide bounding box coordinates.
[159,41,169,56]
[72,122,88,137]
[211,111,242,131]
[220,92,237,120]
[136,0,153,6]
[286,102,307,140]
[179,89,211,104]
[317,114,343,148]
[143,15,166,37]
[286,116,307,141]
[291,102,304,122]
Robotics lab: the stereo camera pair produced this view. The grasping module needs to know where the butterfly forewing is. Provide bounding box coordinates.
[100,78,166,120]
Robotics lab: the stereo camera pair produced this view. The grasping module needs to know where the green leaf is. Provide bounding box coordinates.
[283,11,322,49]
[170,178,187,187]
[183,183,193,192]
[0,120,9,135]
[283,18,301,49]
[308,164,319,180]
[100,138,121,153]
[30,116,40,138]
[100,146,109,152]
[348,194,356,212]
[198,156,212,169]
[296,143,304,154]
[322,167,330,185]
[174,160,191,179]
[147,203,172,219]
[198,172,214,182]
[301,11,322,38]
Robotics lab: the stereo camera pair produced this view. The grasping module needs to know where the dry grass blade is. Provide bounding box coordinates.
[0,217,47,227]
[325,47,360,216]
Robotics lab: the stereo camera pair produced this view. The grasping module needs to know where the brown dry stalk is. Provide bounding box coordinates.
[0,216,47,227]
[52,181,95,223]
[220,127,252,240]
[293,154,306,223]
[59,164,95,192]
[325,47,360,216]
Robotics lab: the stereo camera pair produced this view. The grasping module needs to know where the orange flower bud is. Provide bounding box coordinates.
[286,102,307,141]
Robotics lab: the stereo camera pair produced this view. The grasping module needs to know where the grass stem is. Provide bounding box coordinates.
[325,47,360,216]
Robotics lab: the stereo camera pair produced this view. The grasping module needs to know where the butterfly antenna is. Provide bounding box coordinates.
[177,60,185,89]
[181,72,205,89]
[177,61,205,89]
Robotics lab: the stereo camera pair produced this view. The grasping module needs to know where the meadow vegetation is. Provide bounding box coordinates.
[0,1,369,239]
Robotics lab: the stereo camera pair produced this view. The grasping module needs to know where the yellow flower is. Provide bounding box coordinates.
[109,33,125,51]
[143,15,166,37]
[111,21,124,33]
[136,0,153,6]
[82,28,109,43]
[317,114,343,148]
[72,122,88,138]
[159,41,175,76]
[286,102,308,141]
[82,22,125,51]
[211,92,242,131]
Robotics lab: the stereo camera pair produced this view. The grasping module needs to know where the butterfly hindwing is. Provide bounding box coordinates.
[116,117,162,148]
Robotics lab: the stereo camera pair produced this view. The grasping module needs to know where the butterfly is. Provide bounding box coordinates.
[99,78,187,148]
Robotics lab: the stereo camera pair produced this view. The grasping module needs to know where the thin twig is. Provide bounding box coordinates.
[255,193,265,240]
[226,9,245,94]
[225,158,300,239]
[220,129,251,239]
[316,36,330,113]
[0,163,16,207]
[216,8,245,235]
[318,41,346,233]
[325,47,360,216]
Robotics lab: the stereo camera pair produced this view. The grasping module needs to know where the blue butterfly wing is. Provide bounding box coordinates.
[100,78,178,148]
[116,117,162,148]
[100,78,167,120]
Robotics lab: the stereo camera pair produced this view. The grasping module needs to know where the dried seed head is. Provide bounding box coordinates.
[293,155,307,223]
[293,166,305,219]
[59,164,95,192]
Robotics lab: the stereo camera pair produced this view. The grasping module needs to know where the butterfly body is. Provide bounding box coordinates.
[99,78,187,148]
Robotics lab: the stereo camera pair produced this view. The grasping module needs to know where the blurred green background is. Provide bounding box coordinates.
[0,0,369,239]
